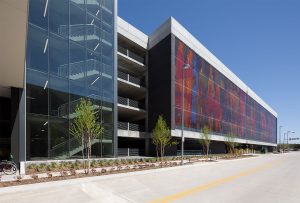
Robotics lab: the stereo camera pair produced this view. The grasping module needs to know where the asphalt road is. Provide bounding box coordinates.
[0,152,299,203]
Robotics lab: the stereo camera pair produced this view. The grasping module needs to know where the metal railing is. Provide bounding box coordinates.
[118,71,145,86]
[118,148,144,156]
[118,46,145,64]
[58,59,113,80]
[49,137,79,158]
[118,96,145,109]
[118,71,128,80]
[176,150,203,156]
[58,24,113,47]
[49,127,113,158]
[118,122,145,131]
[118,122,128,130]
[129,123,144,131]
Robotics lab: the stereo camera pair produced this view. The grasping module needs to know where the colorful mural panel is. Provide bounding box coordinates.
[175,38,277,144]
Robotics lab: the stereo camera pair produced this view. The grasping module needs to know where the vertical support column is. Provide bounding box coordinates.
[11,87,26,174]
[113,0,118,158]
[145,138,150,156]
[145,48,149,133]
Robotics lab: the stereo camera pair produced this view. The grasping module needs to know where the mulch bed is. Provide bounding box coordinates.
[0,155,255,187]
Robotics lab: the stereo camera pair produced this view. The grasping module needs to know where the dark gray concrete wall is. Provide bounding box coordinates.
[11,87,26,163]
[148,34,172,132]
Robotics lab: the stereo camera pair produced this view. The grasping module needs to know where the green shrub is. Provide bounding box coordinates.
[121,159,128,165]
[27,164,36,170]
[107,160,114,166]
[91,160,97,168]
[35,165,40,172]
[115,159,120,166]
[46,165,52,171]
[59,161,67,170]
[128,159,133,165]
[73,161,81,170]
[98,160,105,167]
[50,162,58,170]
[39,163,47,170]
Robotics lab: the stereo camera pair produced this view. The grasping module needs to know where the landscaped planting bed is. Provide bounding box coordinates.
[0,154,255,187]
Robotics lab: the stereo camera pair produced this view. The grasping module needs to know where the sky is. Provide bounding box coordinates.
[118,0,300,144]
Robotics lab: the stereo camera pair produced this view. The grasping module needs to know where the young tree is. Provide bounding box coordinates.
[70,99,104,173]
[224,133,238,155]
[199,125,211,159]
[152,115,175,162]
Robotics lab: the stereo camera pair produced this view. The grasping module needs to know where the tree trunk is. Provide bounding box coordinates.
[206,144,209,160]
[82,136,85,169]
[160,144,163,164]
[162,145,165,162]
[100,137,103,158]
[87,136,91,173]
[156,145,158,161]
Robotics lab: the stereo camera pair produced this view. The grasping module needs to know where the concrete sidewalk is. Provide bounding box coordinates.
[2,153,294,203]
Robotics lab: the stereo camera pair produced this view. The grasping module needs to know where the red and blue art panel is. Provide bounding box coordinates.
[174,38,277,144]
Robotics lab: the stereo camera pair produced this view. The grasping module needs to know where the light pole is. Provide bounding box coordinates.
[279,125,283,152]
[181,63,190,165]
[285,131,290,152]
[287,131,295,152]
[283,132,286,152]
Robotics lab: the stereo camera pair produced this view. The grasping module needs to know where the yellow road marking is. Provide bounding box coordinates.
[150,160,283,203]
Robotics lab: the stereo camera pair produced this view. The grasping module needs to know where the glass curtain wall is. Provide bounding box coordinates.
[26,0,115,160]
[174,38,277,144]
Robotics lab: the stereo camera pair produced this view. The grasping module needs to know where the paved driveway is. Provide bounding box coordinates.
[0,152,299,203]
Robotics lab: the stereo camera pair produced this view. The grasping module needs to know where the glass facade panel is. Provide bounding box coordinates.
[49,34,69,77]
[26,24,48,73]
[70,42,86,82]
[49,117,69,158]
[49,0,69,38]
[49,76,69,117]
[26,0,115,160]
[28,0,48,29]
[70,2,86,45]
[26,114,48,159]
[26,69,49,115]
[174,38,277,144]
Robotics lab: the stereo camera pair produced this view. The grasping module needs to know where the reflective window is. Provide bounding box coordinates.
[28,0,48,29]
[49,76,69,117]
[102,76,113,102]
[49,34,69,77]
[49,117,69,158]
[26,0,115,160]
[86,14,102,51]
[70,80,86,114]
[49,0,69,37]
[26,114,48,159]
[86,0,101,16]
[102,9,113,26]
[102,0,113,13]
[86,50,101,88]
[26,24,48,73]
[70,42,86,82]
[26,69,48,115]
[70,3,86,45]
[71,0,85,9]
